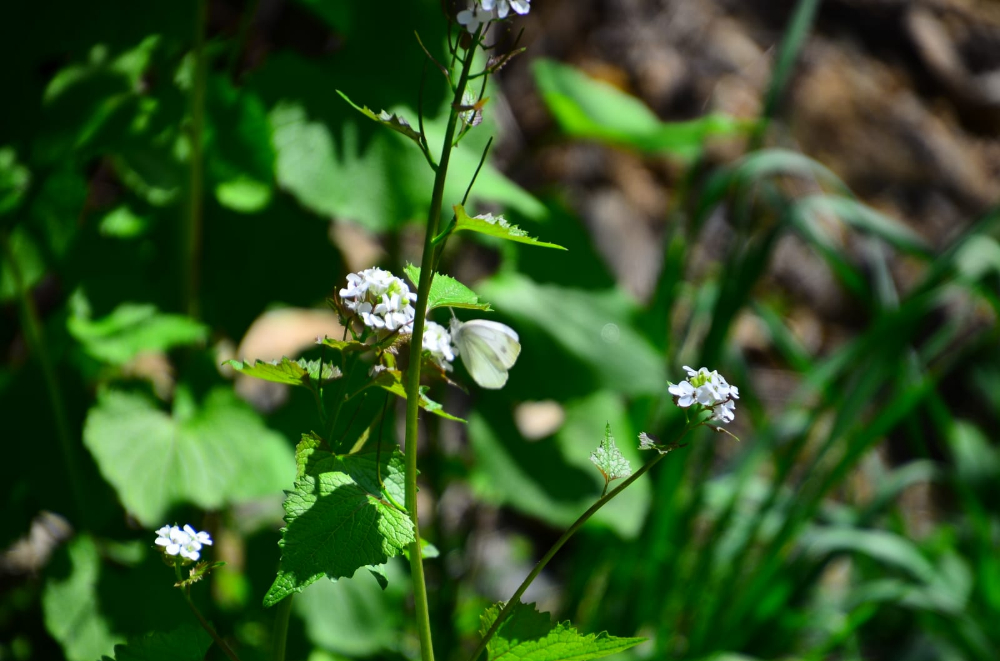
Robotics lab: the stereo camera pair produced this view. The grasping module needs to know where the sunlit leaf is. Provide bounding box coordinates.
[337,90,423,145]
[263,434,414,606]
[43,536,124,661]
[589,422,631,485]
[479,601,644,661]
[0,146,31,217]
[0,226,45,302]
[68,304,208,365]
[83,386,294,526]
[404,264,492,311]
[532,58,750,158]
[373,368,466,422]
[453,204,565,250]
[226,356,342,389]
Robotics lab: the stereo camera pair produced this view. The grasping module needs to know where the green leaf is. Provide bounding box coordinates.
[320,337,372,353]
[43,536,125,661]
[296,559,409,657]
[101,625,212,661]
[532,58,750,158]
[479,602,644,661]
[99,205,150,238]
[266,86,545,234]
[0,226,45,302]
[263,434,415,606]
[68,303,208,365]
[0,146,31,217]
[404,264,492,311]
[205,75,274,213]
[43,535,190,661]
[226,356,342,389]
[337,90,422,144]
[373,368,467,422]
[454,204,566,250]
[83,386,294,526]
[589,423,631,484]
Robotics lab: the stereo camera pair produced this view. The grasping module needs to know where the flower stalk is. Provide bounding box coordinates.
[468,445,680,661]
[405,27,482,661]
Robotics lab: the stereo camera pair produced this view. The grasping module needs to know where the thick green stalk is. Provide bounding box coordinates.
[404,33,480,661]
[184,0,208,319]
[468,449,675,661]
[1,230,85,522]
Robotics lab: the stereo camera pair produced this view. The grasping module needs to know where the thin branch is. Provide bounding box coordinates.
[415,30,451,81]
[417,60,438,171]
[467,449,679,661]
[462,136,492,206]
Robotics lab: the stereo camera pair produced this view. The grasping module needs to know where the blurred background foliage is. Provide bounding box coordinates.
[2,0,1000,660]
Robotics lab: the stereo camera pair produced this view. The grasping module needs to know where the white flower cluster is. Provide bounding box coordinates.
[457,0,530,33]
[423,321,458,371]
[155,524,213,563]
[668,366,739,424]
[340,268,418,333]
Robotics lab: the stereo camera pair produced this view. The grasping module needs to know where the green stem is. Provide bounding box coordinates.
[184,0,208,319]
[404,32,481,661]
[270,594,293,661]
[174,566,242,661]
[1,230,85,522]
[468,448,677,661]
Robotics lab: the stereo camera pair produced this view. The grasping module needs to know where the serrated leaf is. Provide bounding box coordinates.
[336,90,422,144]
[479,602,644,661]
[589,423,631,484]
[83,386,294,526]
[373,368,466,422]
[404,264,492,311]
[264,434,414,606]
[68,304,208,365]
[454,204,566,250]
[100,624,211,661]
[320,337,373,353]
[226,356,342,388]
[487,48,526,74]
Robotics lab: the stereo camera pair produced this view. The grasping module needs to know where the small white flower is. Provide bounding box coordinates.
[423,321,458,371]
[668,366,738,424]
[508,0,530,14]
[154,525,187,557]
[155,524,212,563]
[482,0,531,18]
[667,380,696,407]
[340,267,418,334]
[457,2,492,33]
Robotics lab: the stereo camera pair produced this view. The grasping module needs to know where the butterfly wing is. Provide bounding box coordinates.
[454,320,521,389]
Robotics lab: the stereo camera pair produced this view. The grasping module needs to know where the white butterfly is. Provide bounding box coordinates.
[449,317,521,389]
